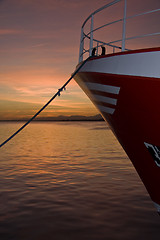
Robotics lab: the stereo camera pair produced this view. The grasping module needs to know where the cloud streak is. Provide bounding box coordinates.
[0,0,159,120]
[0,29,25,35]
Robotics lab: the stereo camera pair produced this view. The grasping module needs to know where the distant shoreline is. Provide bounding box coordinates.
[0,114,104,122]
[0,119,104,122]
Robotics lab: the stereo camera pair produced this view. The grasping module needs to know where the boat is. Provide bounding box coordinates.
[74,0,160,214]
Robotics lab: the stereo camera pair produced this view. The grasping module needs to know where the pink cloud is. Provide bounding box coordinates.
[0,0,159,120]
[0,29,25,35]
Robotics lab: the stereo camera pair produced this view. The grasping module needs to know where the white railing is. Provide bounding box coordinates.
[79,0,160,62]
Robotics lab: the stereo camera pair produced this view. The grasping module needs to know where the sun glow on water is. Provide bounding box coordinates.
[0,121,160,239]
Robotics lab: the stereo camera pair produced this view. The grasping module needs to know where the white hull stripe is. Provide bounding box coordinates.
[85,82,120,95]
[80,51,160,78]
[92,94,117,105]
[97,104,115,114]
[82,82,120,115]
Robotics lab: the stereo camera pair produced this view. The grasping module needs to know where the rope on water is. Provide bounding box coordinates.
[0,57,91,148]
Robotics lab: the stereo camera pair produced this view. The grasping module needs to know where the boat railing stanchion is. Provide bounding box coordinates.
[97,42,99,56]
[89,14,94,57]
[122,0,127,51]
[79,28,84,62]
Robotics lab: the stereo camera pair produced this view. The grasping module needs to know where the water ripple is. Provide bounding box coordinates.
[0,122,160,240]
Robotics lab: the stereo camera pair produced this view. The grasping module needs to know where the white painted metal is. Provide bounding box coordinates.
[97,105,115,114]
[84,82,120,94]
[89,15,94,56]
[92,94,118,105]
[78,50,160,78]
[79,0,160,62]
[122,0,127,51]
[153,202,160,213]
[79,28,84,62]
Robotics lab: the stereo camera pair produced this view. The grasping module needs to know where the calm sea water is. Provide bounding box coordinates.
[0,121,160,240]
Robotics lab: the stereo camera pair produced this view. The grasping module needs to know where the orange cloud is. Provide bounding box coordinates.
[0,0,159,121]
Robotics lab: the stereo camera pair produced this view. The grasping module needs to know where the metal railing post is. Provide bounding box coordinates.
[122,0,127,51]
[79,28,84,62]
[89,14,94,56]
[79,0,160,59]
[97,42,99,56]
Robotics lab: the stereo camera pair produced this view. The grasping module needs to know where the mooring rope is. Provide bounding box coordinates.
[0,57,91,148]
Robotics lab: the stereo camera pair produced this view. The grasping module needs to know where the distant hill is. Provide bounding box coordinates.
[36,114,104,121]
[0,114,104,122]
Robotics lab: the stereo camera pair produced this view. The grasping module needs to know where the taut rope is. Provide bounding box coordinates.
[0,57,90,148]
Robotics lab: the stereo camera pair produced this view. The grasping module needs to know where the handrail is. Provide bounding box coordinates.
[81,0,121,29]
[79,0,160,62]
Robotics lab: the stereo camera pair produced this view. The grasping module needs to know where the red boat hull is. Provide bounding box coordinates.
[74,48,160,213]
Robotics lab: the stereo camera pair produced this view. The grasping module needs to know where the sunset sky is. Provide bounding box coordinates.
[0,0,159,120]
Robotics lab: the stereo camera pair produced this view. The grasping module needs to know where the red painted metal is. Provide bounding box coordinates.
[74,49,160,210]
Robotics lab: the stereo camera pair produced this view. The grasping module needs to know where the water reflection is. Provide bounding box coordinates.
[0,122,160,240]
